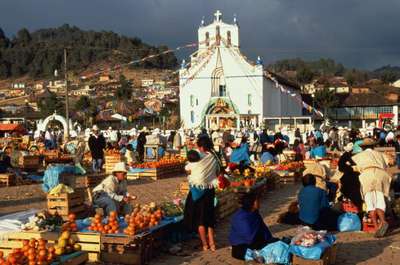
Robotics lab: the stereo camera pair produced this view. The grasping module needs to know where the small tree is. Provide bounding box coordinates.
[75,95,97,126]
[115,74,132,100]
[313,87,338,117]
[296,66,314,85]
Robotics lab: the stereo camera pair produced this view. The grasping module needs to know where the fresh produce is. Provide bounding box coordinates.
[21,211,63,232]
[61,213,78,232]
[293,230,326,247]
[133,156,185,169]
[160,202,183,217]
[123,203,163,236]
[88,211,120,234]
[275,161,304,172]
[0,238,57,265]
[54,231,82,256]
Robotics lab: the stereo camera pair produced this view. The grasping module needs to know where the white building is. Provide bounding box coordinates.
[393,79,400,88]
[179,11,306,130]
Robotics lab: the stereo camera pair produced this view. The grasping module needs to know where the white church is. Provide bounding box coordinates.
[179,11,308,130]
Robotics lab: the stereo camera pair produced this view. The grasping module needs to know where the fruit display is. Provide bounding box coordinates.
[21,211,63,232]
[123,203,163,236]
[54,231,82,256]
[104,149,121,156]
[88,211,120,234]
[274,161,304,172]
[61,213,78,232]
[133,156,186,169]
[254,165,273,178]
[230,177,256,188]
[160,201,183,217]
[0,238,57,265]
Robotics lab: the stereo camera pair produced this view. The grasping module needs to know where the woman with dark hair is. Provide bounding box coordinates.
[309,137,327,159]
[229,192,278,260]
[184,135,220,251]
[298,164,340,231]
[338,143,362,210]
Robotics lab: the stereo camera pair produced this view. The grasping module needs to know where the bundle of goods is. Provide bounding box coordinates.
[341,198,359,213]
[289,226,336,262]
[254,165,272,178]
[21,211,63,232]
[160,201,184,218]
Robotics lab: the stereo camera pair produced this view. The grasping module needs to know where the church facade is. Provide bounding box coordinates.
[179,11,305,130]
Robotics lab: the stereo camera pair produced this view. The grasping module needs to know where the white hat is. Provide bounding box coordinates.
[112,162,127,174]
[70,131,77,138]
[344,143,353,152]
[108,126,112,130]
[92,125,99,131]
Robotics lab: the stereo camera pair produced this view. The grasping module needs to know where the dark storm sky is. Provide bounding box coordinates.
[1,0,399,70]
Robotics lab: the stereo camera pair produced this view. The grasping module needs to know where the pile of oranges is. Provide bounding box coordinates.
[133,157,185,169]
[61,213,78,232]
[123,208,163,236]
[0,238,57,265]
[88,211,119,234]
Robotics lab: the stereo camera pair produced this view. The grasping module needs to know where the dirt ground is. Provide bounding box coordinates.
[1,172,400,264]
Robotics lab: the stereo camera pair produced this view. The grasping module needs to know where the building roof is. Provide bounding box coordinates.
[336,92,397,107]
[0,123,26,133]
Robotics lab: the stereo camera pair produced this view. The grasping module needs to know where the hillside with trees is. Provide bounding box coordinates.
[0,24,177,79]
[267,58,400,86]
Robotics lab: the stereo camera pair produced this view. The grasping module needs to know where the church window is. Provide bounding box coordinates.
[248,94,252,106]
[190,111,195,123]
[190,95,195,107]
[216,26,220,46]
[219,85,226,97]
[205,32,210,47]
[227,31,231,46]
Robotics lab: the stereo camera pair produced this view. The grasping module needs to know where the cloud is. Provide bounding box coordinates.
[0,0,399,69]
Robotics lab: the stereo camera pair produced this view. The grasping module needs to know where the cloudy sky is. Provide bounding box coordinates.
[1,0,399,70]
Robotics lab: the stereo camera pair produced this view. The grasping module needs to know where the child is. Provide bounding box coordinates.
[185,150,201,176]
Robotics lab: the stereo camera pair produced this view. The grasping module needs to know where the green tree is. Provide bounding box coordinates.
[75,95,97,126]
[115,75,132,100]
[296,66,314,84]
[38,92,65,117]
[380,70,397,84]
[344,70,356,87]
[313,88,338,117]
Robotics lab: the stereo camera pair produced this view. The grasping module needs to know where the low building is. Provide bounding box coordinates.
[141,79,154,87]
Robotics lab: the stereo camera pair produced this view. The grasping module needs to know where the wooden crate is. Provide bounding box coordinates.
[105,155,121,173]
[0,231,100,262]
[18,155,40,170]
[47,191,85,219]
[100,233,153,265]
[0,173,15,187]
[57,251,88,265]
[136,165,185,180]
[216,191,238,220]
[75,173,106,189]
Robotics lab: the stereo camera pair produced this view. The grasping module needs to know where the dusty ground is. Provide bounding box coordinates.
[1,173,400,264]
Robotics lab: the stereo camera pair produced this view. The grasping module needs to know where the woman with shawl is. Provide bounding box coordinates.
[229,192,278,260]
[183,136,221,251]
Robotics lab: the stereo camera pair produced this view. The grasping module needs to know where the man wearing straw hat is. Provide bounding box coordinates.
[93,162,136,215]
[352,138,392,237]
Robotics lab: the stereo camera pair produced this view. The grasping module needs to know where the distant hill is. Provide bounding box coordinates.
[0,24,177,79]
[267,58,400,85]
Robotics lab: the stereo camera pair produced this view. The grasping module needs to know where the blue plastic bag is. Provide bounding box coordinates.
[289,234,336,260]
[41,165,77,192]
[245,241,291,265]
[337,212,361,232]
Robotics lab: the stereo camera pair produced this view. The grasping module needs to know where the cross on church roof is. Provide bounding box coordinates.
[214,10,222,22]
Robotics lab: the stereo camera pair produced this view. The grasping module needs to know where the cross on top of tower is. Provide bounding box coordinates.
[214,10,222,22]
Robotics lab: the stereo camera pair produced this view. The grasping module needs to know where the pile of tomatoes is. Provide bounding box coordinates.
[0,238,56,265]
[123,208,163,236]
[88,211,119,234]
[61,213,78,232]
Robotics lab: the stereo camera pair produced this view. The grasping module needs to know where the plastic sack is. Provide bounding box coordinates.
[289,233,336,260]
[245,241,291,265]
[42,165,77,192]
[290,226,327,247]
[337,212,361,232]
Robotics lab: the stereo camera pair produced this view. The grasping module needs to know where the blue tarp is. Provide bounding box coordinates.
[41,165,79,192]
[289,234,336,260]
[245,241,291,265]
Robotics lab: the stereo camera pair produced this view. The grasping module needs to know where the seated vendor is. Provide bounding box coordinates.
[229,192,278,260]
[298,165,340,231]
[260,144,277,165]
[93,162,136,216]
[309,138,327,159]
